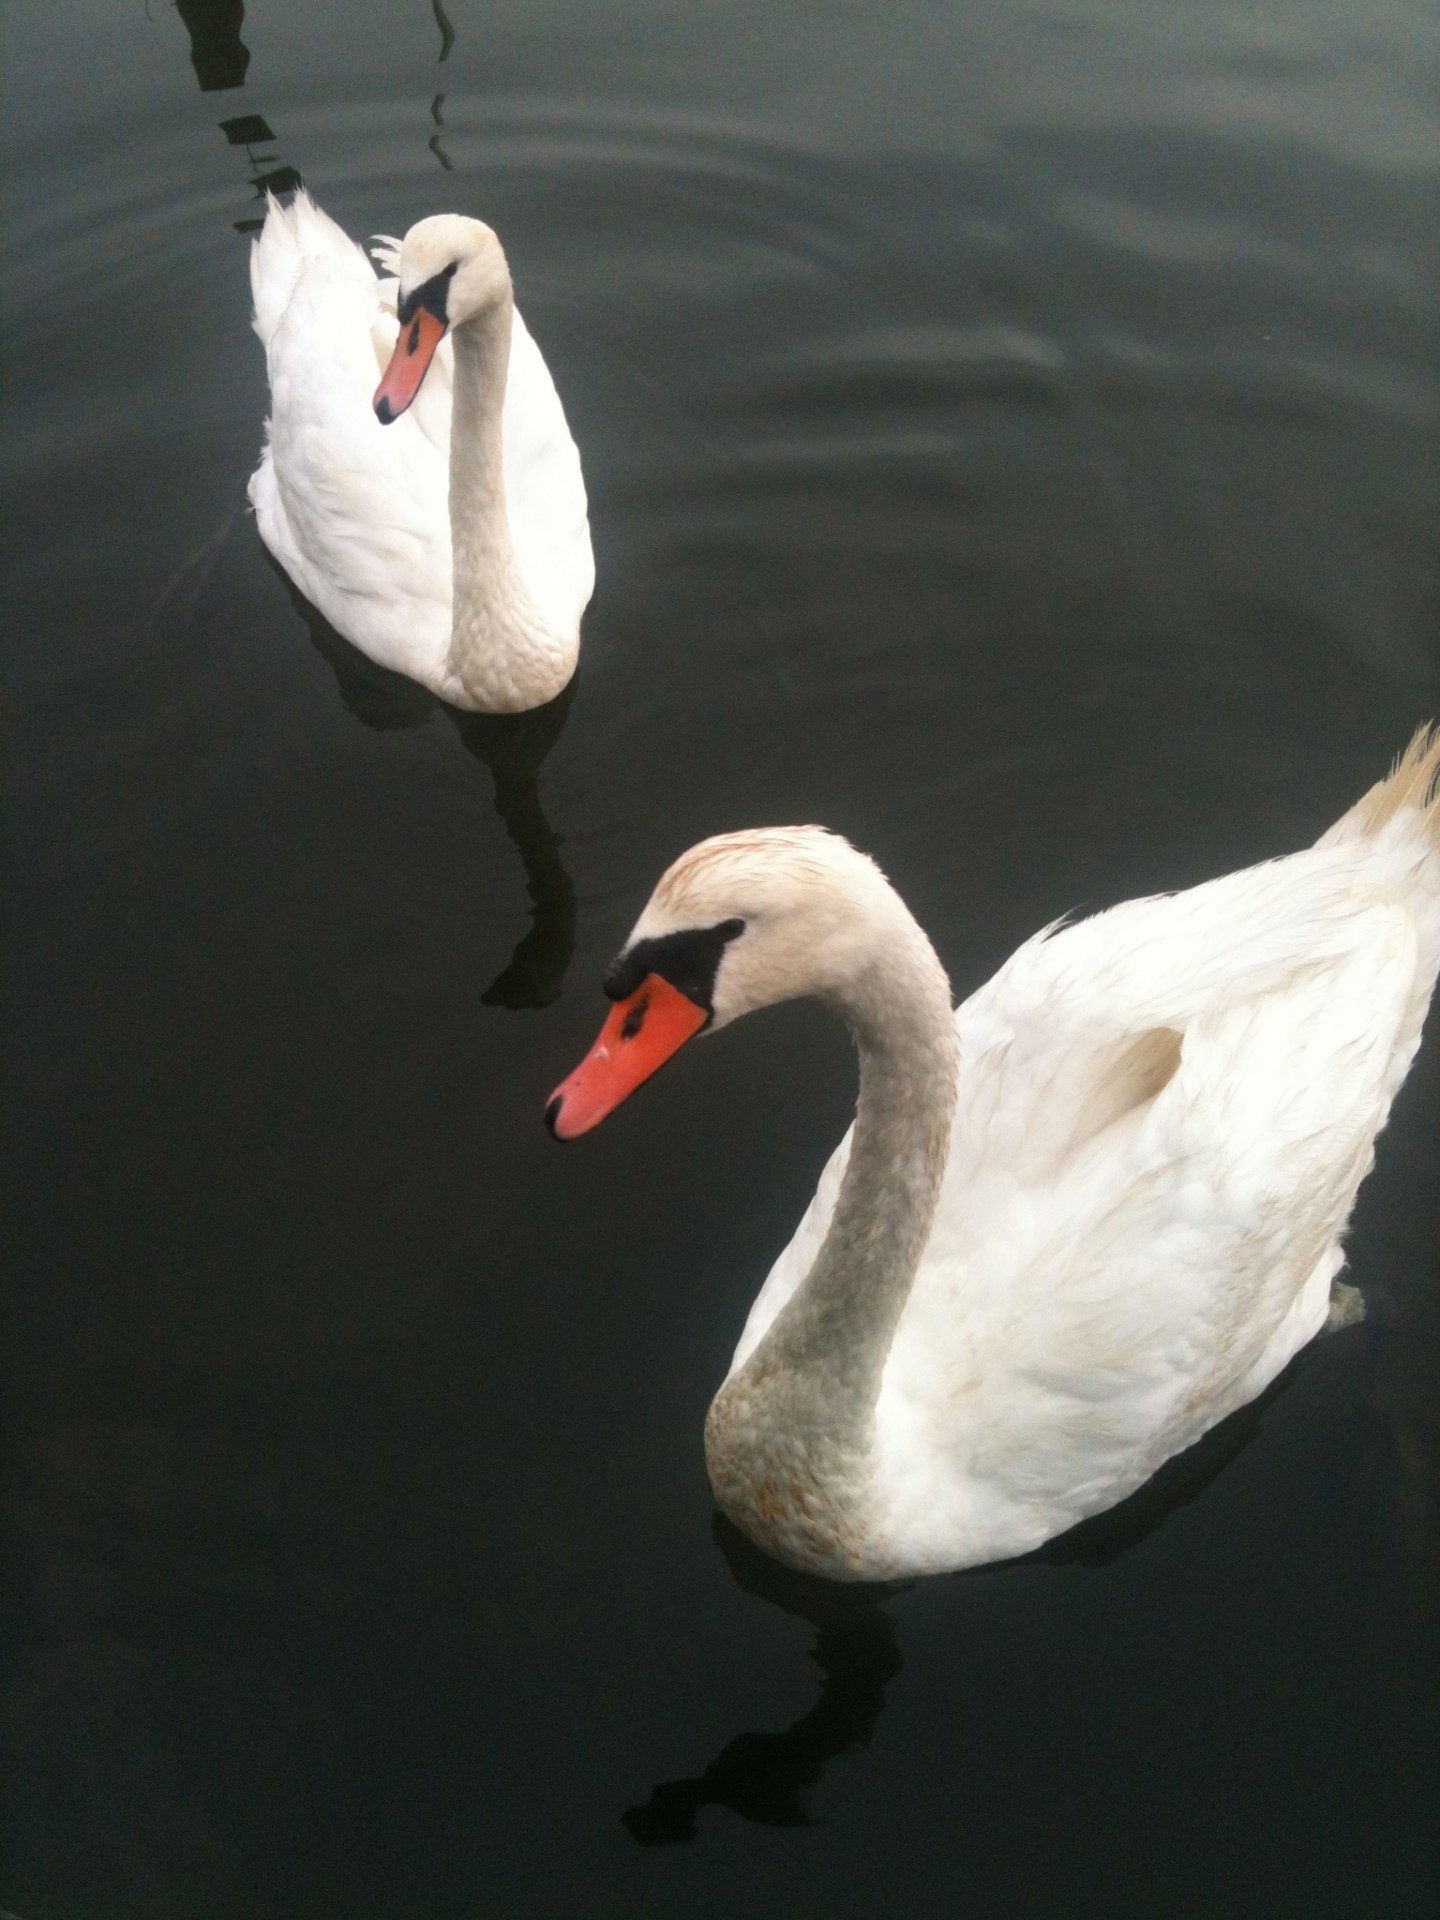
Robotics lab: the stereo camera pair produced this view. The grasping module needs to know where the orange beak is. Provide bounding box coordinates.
[545,975,709,1140]
[374,307,447,423]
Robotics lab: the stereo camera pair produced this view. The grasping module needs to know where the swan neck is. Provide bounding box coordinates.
[448,302,511,529]
[792,942,957,1409]
[447,302,573,711]
[706,902,957,1572]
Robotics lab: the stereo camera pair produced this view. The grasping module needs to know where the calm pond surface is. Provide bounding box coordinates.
[5,2,1439,1914]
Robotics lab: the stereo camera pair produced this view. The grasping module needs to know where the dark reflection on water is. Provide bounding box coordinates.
[460,697,579,1010]
[176,0,249,95]
[627,1346,1320,1845]
[431,0,456,66]
[429,91,454,173]
[184,0,457,227]
[293,580,580,1009]
[627,1517,905,1842]
[176,0,305,229]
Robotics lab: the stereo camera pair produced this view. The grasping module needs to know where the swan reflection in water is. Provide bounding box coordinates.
[624,1516,905,1844]
[626,1358,1313,1844]
[153,523,578,1004]
[298,589,579,1008]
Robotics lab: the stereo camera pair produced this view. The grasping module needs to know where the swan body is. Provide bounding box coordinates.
[549,733,1440,1579]
[249,192,593,712]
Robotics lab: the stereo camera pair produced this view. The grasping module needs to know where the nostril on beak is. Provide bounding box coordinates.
[544,1093,564,1138]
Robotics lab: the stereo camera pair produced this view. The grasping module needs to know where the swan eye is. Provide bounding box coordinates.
[603,918,745,1009]
[396,260,460,327]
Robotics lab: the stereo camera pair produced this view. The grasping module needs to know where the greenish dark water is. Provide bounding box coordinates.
[5,3,1438,1915]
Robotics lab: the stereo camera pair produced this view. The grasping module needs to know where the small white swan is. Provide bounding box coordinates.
[249,192,593,712]
[548,732,1440,1579]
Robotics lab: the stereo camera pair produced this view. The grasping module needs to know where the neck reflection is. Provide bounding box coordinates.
[623,1353,1326,1844]
[295,586,578,1009]
[624,1516,905,1845]
[453,693,578,1009]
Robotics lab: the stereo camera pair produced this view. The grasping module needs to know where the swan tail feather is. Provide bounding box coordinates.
[250,189,378,347]
[1310,726,1440,1107]
[1316,724,1440,850]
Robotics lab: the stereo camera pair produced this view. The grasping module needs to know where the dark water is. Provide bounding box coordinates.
[5,3,1439,1914]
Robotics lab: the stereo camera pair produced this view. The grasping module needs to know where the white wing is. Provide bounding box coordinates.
[732,810,1440,1566]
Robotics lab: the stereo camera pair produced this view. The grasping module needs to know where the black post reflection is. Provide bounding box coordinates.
[287,575,579,1010]
[430,93,454,172]
[432,0,457,62]
[171,3,460,218]
[175,0,250,93]
[219,114,303,232]
[624,1517,906,1844]
[168,0,305,229]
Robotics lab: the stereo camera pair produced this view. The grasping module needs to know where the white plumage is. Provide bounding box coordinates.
[248,192,593,711]
[558,733,1440,1578]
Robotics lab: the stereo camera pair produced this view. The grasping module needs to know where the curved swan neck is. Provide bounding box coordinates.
[706,893,957,1571]
[446,303,574,711]
[448,301,512,521]
[768,923,957,1415]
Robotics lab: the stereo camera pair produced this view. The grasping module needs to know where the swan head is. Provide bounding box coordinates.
[546,828,912,1140]
[373,215,512,424]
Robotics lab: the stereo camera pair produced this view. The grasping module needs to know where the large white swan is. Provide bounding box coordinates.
[249,192,593,712]
[548,732,1440,1579]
